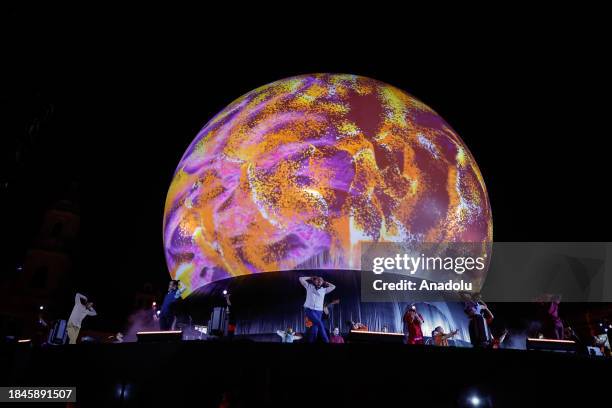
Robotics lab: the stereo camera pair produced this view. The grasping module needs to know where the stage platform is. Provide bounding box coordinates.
[2,340,610,407]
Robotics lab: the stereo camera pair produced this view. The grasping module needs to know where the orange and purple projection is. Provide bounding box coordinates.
[163,74,492,295]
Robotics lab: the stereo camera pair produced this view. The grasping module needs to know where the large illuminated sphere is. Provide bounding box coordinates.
[163,74,492,295]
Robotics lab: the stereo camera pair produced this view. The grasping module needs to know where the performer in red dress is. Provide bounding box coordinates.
[403,305,425,345]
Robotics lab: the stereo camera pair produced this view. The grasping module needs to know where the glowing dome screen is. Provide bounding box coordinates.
[163,74,492,295]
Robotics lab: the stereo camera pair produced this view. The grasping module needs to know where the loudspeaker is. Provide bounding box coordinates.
[526,337,576,353]
[48,319,68,345]
[136,330,182,343]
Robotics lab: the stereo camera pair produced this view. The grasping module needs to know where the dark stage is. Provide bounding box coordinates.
[2,340,610,407]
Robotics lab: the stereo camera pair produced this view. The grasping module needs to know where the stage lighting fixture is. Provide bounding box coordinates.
[527,337,577,352]
[39,305,44,310]
[223,290,228,295]
[152,301,156,307]
[156,310,160,316]
[469,395,481,406]
[136,330,182,343]
[115,384,124,400]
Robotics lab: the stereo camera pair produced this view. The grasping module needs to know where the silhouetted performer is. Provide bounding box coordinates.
[223,291,236,337]
[159,280,184,331]
[543,296,564,340]
[322,299,340,331]
[464,299,494,348]
[299,276,335,343]
[491,329,508,349]
[67,293,97,344]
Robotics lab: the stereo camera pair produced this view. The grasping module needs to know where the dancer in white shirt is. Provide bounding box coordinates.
[67,293,97,344]
[299,276,335,343]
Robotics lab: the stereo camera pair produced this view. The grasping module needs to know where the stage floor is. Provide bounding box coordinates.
[2,340,610,407]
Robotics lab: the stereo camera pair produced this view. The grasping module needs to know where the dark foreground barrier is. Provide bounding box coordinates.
[1,340,610,407]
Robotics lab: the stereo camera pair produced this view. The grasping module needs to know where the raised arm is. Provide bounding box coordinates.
[325,282,336,294]
[174,286,186,299]
[443,330,458,340]
[498,330,508,343]
[87,306,97,316]
[482,306,494,323]
[299,276,310,288]
[75,293,87,305]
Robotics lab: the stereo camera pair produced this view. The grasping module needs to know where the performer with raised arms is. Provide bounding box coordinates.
[403,304,425,345]
[67,293,97,344]
[299,275,335,343]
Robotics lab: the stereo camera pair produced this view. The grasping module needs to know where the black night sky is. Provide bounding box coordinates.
[2,7,610,332]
